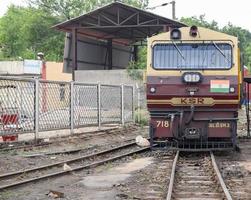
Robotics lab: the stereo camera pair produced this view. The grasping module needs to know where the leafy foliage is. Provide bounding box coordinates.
[134,108,149,126]
[26,0,149,20]
[0,0,149,61]
[0,5,64,61]
[222,23,251,67]
[127,46,147,80]
[181,15,219,31]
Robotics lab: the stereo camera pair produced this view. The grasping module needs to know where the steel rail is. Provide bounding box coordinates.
[166,150,179,200]
[0,147,150,191]
[210,151,233,200]
[23,137,137,158]
[0,141,137,180]
[0,127,135,152]
[0,144,150,190]
[0,142,51,152]
[166,151,232,200]
[23,148,86,158]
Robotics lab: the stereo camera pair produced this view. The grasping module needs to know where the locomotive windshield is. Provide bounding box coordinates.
[153,43,232,70]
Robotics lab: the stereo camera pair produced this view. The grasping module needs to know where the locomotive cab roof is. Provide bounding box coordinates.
[148,26,238,44]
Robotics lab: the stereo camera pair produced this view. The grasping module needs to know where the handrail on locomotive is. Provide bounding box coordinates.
[146,26,242,151]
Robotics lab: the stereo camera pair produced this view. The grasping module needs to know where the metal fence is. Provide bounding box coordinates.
[0,76,134,138]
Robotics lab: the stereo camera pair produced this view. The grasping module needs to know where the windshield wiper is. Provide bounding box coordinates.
[201,43,209,67]
[212,42,231,63]
[172,41,186,61]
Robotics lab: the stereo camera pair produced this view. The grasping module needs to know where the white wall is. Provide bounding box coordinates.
[0,60,41,75]
[0,61,24,74]
[75,70,141,85]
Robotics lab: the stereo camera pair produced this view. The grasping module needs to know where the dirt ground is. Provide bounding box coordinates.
[0,125,151,200]
[0,125,146,175]
[1,108,251,200]
[0,150,174,200]
[215,139,251,199]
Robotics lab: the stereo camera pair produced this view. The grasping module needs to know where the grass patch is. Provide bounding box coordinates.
[134,109,149,127]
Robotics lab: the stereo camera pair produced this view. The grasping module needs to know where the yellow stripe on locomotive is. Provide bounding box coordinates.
[146,26,241,151]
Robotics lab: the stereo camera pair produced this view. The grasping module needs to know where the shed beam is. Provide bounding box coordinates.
[139,18,159,25]
[100,13,119,25]
[72,24,174,29]
[72,28,77,80]
[99,27,146,39]
[117,7,120,24]
[119,12,138,25]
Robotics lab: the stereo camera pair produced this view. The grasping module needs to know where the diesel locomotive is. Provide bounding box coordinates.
[146,26,242,151]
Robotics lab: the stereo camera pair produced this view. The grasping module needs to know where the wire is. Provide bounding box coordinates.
[146,1,174,10]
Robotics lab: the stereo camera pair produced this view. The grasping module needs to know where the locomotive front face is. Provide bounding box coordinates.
[146,27,241,150]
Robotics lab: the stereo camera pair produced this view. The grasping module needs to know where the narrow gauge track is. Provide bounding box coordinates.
[0,126,135,152]
[0,141,150,191]
[0,141,51,151]
[166,151,233,200]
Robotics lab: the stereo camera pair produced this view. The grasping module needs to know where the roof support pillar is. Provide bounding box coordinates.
[107,39,113,70]
[133,45,138,62]
[72,28,78,80]
[163,25,169,32]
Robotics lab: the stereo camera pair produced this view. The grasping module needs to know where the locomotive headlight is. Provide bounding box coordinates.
[190,25,198,37]
[230,87,235,93]
[170,29,181,39]
[150,87,156,93]
[182,72,201,83]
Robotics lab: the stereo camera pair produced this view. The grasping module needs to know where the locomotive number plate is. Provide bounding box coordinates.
[171,97,214,106]
[156,121,169,128]
[208,122,230,128]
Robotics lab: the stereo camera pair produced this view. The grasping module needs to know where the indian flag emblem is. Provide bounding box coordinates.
[210,80,230,93]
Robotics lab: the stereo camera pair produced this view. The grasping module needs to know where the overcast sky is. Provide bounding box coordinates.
[148,0,250,31]
[0,0,250,31]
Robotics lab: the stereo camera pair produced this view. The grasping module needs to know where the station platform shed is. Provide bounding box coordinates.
[53,1,186,81]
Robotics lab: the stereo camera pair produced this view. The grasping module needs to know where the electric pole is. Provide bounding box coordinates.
[170,1,176,20]
[146,1,176,20]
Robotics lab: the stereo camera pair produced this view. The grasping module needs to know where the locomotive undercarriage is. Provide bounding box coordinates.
[150,137,236,151]
[149,109,238,151]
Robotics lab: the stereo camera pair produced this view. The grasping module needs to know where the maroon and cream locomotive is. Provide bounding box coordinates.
[146,26,242,150]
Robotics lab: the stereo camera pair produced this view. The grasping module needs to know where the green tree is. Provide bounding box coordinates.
[245,43,251,68]
[26,0,149,20]
[0,0,149,61]
[0,6,26,59]
[127,46,147,80]
[222,23,251,67]
[181,15,219,31]
[0,5,64,61]
[222,23,251,49]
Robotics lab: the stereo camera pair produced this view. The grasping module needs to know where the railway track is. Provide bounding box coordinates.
[0,140,150,191]
[0,140,51,152]
[166,151,233,200]
[0,125,138,152]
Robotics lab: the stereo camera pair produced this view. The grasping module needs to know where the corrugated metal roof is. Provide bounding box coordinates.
[53,2,186,45]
